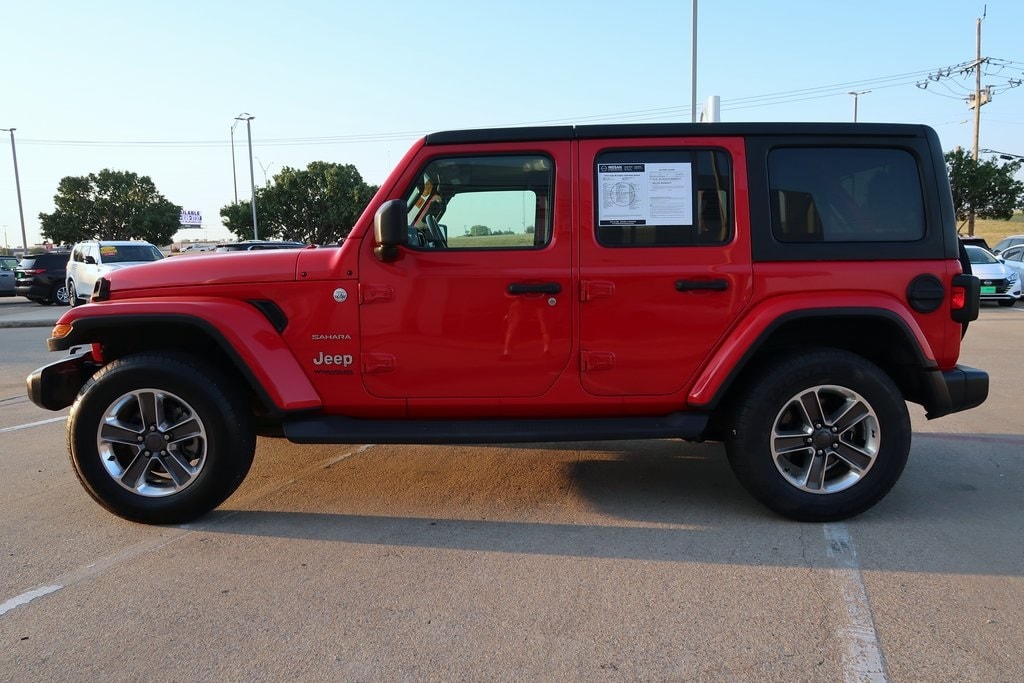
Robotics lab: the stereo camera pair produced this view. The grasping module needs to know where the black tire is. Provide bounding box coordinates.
[998,298,1015,307]
[67,352,255,524]
[66,279,79,306]
[48,281,70,306]
[725,349,910,522]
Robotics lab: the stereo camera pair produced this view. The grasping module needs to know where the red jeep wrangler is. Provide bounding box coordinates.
[28,123,987,524]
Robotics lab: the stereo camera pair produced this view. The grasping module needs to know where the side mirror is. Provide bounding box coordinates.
[373,199,408,262]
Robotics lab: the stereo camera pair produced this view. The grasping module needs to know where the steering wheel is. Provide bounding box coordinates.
[425,215,447,248]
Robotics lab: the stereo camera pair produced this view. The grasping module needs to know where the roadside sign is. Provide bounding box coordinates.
[179,210,203,227]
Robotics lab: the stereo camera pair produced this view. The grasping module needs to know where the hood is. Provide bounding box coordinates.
[105,250,304,292]
[102,261,156,274]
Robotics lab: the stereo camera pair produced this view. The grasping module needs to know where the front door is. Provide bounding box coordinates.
[359,142,573,401]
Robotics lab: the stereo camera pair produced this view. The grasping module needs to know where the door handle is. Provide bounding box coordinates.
[675,279,728,292]
[507,282,562,295]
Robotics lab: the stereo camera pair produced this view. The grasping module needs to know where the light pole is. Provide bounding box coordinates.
[0,128,28,251]
[691,0,698,123]
[979,148,1024,161]
[234,113,258,240]
[230,120,240,204]
[848,91,870,122]
[256,157,275,186]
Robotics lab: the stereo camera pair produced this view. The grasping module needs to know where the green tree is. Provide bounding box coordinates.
[39,169,182,246]
[945,148,1024,235]
[221,162,378,244]
[220,200,257,240]
[469,225,491,236]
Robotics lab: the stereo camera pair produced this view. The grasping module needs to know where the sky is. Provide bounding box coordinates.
[1,0,1022,248]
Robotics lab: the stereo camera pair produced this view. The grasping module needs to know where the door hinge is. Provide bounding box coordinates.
[359,284,394,304]
[580,280,615,302]
[580,351,615,372]
[361,353,395,373]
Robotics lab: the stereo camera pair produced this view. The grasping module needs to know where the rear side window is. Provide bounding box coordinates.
[768,147,925,243]
[594,149,733,247]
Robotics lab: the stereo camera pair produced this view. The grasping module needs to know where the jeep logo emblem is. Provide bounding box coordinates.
[313,352,353,367]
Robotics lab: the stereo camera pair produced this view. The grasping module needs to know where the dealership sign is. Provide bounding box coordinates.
[179,210,203,227]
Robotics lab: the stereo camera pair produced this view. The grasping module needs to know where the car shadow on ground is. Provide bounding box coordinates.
[192,433,1024,577]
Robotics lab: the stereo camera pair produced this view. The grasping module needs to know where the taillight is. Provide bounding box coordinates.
[951,286,966,310]
[951,273,980,323]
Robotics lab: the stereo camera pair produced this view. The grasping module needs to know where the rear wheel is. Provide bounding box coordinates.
[52,282,70,305]
[725,349,910,522]
[67,352,255,524]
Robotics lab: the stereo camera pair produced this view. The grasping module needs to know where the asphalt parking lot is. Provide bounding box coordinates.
[1,298,1022,681]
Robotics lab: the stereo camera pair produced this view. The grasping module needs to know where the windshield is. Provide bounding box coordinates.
[101,244,164,263]
[966,246,999,265]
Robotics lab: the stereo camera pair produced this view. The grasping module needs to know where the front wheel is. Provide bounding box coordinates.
[66,279,80,306]
[998,298,1016,307]
[725,349,910,522]
[67,352,256,524]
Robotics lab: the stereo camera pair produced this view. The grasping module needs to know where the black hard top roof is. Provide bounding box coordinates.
[424,122,934,146]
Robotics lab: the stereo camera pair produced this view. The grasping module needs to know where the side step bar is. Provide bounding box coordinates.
[282,412,709,445]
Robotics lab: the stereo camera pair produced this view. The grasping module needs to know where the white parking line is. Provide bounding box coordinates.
[0,416,67,433]
[0,444,374,619]
[0,585,63,617]
[825,523,889,683]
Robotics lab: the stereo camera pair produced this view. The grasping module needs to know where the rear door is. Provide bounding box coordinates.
[577,137,753,396]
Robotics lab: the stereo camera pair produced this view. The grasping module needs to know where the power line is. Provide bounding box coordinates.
[14,61,1021,150]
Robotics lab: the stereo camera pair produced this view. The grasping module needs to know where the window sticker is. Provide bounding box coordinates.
[598,162,693,226]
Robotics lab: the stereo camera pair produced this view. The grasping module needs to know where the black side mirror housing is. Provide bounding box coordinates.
[374,199,408,262]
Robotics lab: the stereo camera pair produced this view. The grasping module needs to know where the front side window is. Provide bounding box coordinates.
[768,147,925,243]
[403,155,553,250]
[594,149,733,247]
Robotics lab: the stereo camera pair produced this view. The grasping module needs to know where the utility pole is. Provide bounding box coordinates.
[968,6,987,236]
[0,128,28,252]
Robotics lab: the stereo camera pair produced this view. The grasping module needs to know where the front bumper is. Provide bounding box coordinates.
[26,349,100,411]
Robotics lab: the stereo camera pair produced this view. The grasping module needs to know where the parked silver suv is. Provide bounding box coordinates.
[66,240,164,306]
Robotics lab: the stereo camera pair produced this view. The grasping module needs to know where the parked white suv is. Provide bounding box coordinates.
[67,240,164,306]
